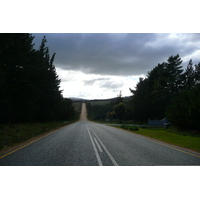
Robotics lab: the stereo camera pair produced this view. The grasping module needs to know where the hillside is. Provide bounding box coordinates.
[70,96,131,103]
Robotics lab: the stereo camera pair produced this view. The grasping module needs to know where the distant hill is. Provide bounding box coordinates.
[70,96,131,102]
[70,97,85,102]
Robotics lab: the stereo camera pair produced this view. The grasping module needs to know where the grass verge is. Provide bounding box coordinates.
[0,121,73,151]
[114,125,200,152]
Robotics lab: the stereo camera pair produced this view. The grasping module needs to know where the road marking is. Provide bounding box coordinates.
[89,125,119,166]
[86,125,103,166]
[94,138,103,153]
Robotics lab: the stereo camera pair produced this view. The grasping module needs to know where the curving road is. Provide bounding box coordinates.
[0,103,200,166]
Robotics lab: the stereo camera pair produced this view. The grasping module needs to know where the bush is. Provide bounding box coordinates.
[120,125,139,131]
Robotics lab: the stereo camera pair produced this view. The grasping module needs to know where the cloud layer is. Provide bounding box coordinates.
[32,33,200,99]
[33,33,200,76]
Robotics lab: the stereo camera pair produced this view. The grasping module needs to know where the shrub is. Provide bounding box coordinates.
[120,125,139,131]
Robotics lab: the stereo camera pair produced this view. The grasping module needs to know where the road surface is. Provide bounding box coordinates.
[1,103,200,166]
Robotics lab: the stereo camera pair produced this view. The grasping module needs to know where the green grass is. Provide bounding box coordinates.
[0,121,71,151]
[115,126,200,152]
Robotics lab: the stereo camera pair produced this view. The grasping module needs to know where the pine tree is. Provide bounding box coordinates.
[0,34,72,123]
[130,78,151,123]
[116,91,123,104]
[130,54,184,123]
[194,62,200,84]
[0,33,37,122]
[181,59,195,89]
[33,36,63,121]
[166,85,200,130]
[165,54,183,94]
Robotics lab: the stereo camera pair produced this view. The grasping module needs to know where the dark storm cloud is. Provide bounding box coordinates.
[33,33,200,76]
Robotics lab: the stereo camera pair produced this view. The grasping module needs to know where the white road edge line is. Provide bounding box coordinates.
[94,138,103,153]
[86,125,103,166]
[89,125,119,166]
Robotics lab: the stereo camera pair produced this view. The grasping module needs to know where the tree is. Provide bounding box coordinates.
[165,54,183,94]
[129,54,184,123]
[130,77,151,123]
[146,62,171,119]
[60,98,76,120]
[106,111,115,123]
[33,36,63,121]
[166,85,200,130]
[0,33,37,122]
[194,62,200,84]
[0,34,75,123]
[114,102,127,123]
[181,59,195,90]
[115,91,123,104]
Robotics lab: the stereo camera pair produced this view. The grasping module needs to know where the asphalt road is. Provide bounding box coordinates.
[1,103,200,166]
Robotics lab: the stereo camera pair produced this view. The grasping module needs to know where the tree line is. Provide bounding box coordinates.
[130,54,200,130]
[86,92,133,123]
[86,54,200,131]
[0,33,76,123]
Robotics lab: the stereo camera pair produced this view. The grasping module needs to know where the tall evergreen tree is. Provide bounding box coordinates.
[115,91,123,104]
[0,33,75,123]
[130,78,151,123]
[0,33,37,122]
[166,84,200,130]
[181,59,195,90]
[165,54,183,94]
[130,54,184,123]
[194,62,200,84]
[33,36,63,121]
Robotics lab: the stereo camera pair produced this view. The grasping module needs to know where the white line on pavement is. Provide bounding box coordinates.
[94,138,103,153]
[89,125,119,166]
[86,125,103,166]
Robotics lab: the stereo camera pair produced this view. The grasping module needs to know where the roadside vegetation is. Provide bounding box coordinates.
[1,34,200,152]
[114,125,200,152]
[0,34,78,151]
[86,92,133,123]
[0,34,77,123]
[86,54,200,135]
[0,121,75,151]
[86,54,200,151]
[130,55,200,131]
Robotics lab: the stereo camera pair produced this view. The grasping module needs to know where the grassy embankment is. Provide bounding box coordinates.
[115,125,200,152]
[0,102,82,152]
[0,121,76,152]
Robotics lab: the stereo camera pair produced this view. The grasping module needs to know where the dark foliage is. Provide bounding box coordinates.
[86,93,133,123]
[0,33,76,123]
[166,85,200,130]
[120,125,139,131]
[86,101,115,120]
[130,54,200,130]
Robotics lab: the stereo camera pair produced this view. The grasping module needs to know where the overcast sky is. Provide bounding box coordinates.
[32,33,200,99]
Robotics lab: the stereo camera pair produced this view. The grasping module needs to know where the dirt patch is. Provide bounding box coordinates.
[79,103,88,121]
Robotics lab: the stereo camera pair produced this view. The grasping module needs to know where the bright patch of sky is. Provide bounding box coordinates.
[56,68,141,99]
